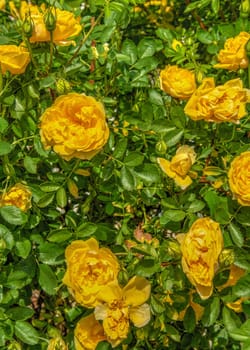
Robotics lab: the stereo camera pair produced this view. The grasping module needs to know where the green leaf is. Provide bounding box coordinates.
[7,307,34,321]
[0,206,27,226]
[23,156,39,174]
[0,141,12,156]
[165,324,181,342]
[134,258,161,277]
[232,274,250,298]
[165,129,184,147]
[203,190,231,224]
[113,138,128,159]
[149,89,164,106]
[184,306,196,333]
[197,30,213,44]
[0,119,8,134]
[202,297,220,327]
[47,229,72,243]
[15,321,39,345]
[38,264,58,295]
[0,224,14,250]
[120,166,136,191]
[150,295,166,314]
[124,152,144,167]
[187,200,205,213]
[40,183,60,192]
[39,242,64,265]
[222,307,241,333]
[160,210,186,224]
[15,240,31,259]
[96,342,112,350]
[56,187,67,208]
[137,38,156,58]
[228,223,244,248]
[135,164,160,184]
[76,222,98,238]
[121,39,137,65]
[37,193,55,208]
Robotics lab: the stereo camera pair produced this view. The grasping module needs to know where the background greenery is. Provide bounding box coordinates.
[0,0,250,349]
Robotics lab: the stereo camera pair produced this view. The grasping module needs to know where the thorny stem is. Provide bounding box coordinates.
[65,11,104,67]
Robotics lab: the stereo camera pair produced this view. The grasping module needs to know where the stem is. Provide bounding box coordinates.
[65,11,104,67]
[47,31,54,72]
[24,38,37,69]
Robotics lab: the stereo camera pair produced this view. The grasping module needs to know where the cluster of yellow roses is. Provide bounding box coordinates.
[0,1,82,75]
[62,238,151,349]
[159,31,250,205]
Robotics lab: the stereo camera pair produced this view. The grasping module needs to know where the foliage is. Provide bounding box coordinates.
[0,0,250,349]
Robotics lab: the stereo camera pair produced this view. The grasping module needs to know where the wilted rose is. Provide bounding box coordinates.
[214,32,250,71]
[177,217,223,299]
[157,145,196,189]
[160,65,196,100]
[184,78,250,123]
[40,93,110,161]
[0,44,30,75]
[74,314,106,350]
[9,1,82,45]
[228,151,250,206]
[0,183,32,211]
[62,238,120,308]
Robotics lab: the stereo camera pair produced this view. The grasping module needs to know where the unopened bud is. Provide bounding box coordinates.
[219,249,235,268]
[155,140,167,155]
[7,341,22,350]
[196,70,204,84]
[55,79,71,95]
[240,0,250,18]
[47,337,67,350]
[22,16,34,38]
[0,239,6,250]
[44,8,56,32]
[167,240,181,259]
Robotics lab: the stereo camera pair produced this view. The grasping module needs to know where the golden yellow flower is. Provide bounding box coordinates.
[47,337,68,350]
[184,78,250,123]
[157,145,196,189]
[0,183,32,212]
[74,314,106,350]
[95,276,151,347]
[226,297,249,313]
[160,65,197,100]
[62,238,120,308]
[228,151,250,206]
[0,44,30,75]
[9,1,82,45]
[177,217,223,300]
[0,0,5,11]
[214,32,250,71]
[40,93,109,161]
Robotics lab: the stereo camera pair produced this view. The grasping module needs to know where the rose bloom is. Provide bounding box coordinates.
[47,337,68,350]
[95,276,151,347]
[0,0,5,11]
[228,151,250,206]
[74,314,106,350]
[157,145,196,189]
[184,78,250,123]
[0,183,32,212]
[62,238,120,308]
[9,1,82,45]
[0,44,30,75]
[177,217,223,300]
[39,93,110,161]
[214,32,250,71]
[160,65,197,100]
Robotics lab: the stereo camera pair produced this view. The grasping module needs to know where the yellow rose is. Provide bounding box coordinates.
[39,93,110,161]
[9,1,82,45]
[62,238,120,308]
[214,32,250,71]
[184,78,250,123]
[74,314,106,350]
[0,183,32,212]
[160,65,197,100]
[0,44,30,75]
[177,217,223,300]
[157,145,196,189]
[0,0,5,11]
[228,151,250,206]
[95,276,151,347]
[47,337,68,350]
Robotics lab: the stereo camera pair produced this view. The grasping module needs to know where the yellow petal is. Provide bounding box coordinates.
[96,281,122,303]
[157,158,176,178]
[123,276,151,307]
[129,303,151,327]
[174,174,192,189]
[94,304,108,321]
[195,283,213,300]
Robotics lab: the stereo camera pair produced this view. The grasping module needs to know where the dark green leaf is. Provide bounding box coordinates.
[15,240,31,259]
[15,321,39,345]
[184,306,196,333]
[0,206,27,226]
[38,264,58,295]
[0,141,12,156]
[7,307,34,321]
[228,223,244,248]
[124,152,144,167]
[120,166,136,191]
